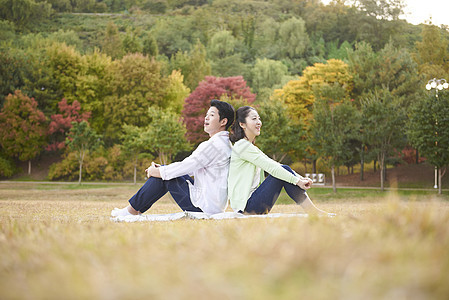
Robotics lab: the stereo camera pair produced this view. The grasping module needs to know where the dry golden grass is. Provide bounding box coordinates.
[1,183,449,300]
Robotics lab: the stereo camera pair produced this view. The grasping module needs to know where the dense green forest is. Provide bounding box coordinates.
[1,0,449,189]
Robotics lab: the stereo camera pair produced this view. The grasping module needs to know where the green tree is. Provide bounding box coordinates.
[144,108,192,165]
[24,42,86,115]
[348,41,421,106]
[0,47,32,107]
[257,98,305,163]
[142,32,159,57]
[75,49,112,134]
[278,17,309,60]
[163,70,190,114]
[103,53,168,141]
[122,27,143,55]
[414,24,449,79]
[208,30,248,78]
[101,22,123,59]
[65,121,102,184]
[151,17,195,58]
[0,90,47,175]
[252,58,289,93]
[0,0,52,29]
[407,91,449,194]
[310,85,361,192]
[170,40,211,91]
[353,0,407,51]
[121,124,152,184]
[360,89,407,191]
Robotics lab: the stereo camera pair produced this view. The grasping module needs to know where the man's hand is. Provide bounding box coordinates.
[145,162,162,178]
[297,177,312,190]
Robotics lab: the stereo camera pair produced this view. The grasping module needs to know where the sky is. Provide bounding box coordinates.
[401,0,449,26]
[320,0,449,27]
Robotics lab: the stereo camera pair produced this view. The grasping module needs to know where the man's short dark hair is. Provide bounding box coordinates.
[210,99,235,130]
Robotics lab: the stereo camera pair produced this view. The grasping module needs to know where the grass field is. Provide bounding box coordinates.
[1,182,449,300]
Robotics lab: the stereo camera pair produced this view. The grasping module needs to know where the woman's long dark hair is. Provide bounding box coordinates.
[230,106,256,143]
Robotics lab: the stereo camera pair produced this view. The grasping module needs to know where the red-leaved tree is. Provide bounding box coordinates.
[0,90,47,175]
[182,76,256,144]
[47,99,91,151]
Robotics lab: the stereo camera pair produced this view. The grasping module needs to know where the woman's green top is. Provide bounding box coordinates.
[227,139,300,212]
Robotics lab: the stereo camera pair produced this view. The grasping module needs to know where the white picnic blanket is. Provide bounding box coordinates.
[110,211,309,222]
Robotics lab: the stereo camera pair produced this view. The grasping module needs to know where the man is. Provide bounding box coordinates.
[111,99,235,216]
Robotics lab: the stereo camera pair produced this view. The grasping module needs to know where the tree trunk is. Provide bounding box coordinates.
[312,159,317,174]
[303,159,307,173]
[438,167,446,195]
[379,155,384,191]
[415,149,419,164]
[360,149,365,181]
[331,164,337,193]
[374,159,377,172]
[28,160,31,175]
[279,153,288,163]
[78,161,83,185]
[134,157,137,185]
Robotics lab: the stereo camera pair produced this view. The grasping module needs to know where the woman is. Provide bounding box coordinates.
[227,106,333,216]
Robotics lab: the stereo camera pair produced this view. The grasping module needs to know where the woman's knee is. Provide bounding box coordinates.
[281,165,294,173]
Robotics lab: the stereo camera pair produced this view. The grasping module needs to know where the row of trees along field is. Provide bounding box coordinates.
[1,0,449,192]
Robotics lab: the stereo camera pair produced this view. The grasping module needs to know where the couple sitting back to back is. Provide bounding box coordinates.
[112,100,331,217]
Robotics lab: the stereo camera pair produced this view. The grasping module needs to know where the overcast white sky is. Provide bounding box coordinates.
[321,0,449,26]
[401,0,449,26]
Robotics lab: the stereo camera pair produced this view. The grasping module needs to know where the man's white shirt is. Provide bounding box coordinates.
[158,131,231,214]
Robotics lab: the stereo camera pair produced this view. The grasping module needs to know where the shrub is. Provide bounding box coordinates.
[48,152,79,181]
[0,155,17,178]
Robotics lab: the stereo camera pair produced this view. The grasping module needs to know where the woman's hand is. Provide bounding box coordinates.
[297,177,312,190]
[145,162,161,178]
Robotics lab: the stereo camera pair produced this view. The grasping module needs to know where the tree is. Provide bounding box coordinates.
[360,89,407,191]
[103,53,168,141]
[25,42,86,115]
[151,17,195,58]
[208,30,248,78]
[0,90,47,175]
[257,98,306,163]
[278,17,309,60]
[0,0,52,29]
[310,85,361,192]
[47,99,91,152]
[142,32,159,57]
[65,121,102,184]
[163,70,190,114]
[252,58,289,93]
[122,27,143,55]
[0,47,32,107]
[353,0,407,51]
[101,22,124,59]
[414,24,449,79]
[121,124,152,185]
[75,49,112,134]
[144,108,192,165]
[349,41,421,103]
[273,59,353,126]
[182,76,256,144]
[407,91,449,194]
[170,40,211,91]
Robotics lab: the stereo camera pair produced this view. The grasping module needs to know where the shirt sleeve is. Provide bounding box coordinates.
[238,141,299,185]
[159,140,216,180]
